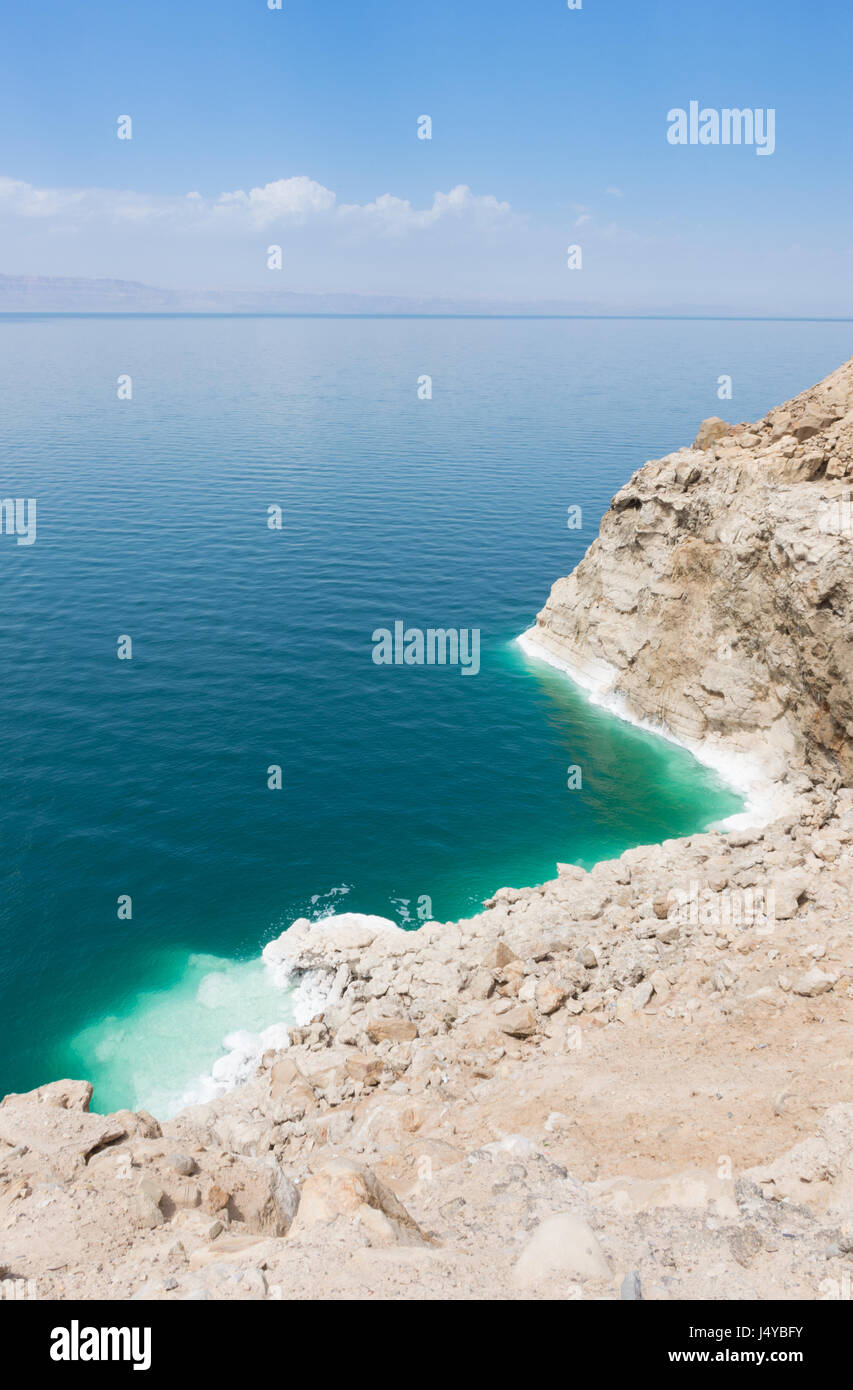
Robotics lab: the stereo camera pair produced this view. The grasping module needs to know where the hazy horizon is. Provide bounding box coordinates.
[4,273,853,322]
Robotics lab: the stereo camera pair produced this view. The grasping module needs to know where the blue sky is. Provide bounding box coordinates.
[2,0,852,311]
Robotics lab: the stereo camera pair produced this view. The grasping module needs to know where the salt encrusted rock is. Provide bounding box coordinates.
[262,912,409,979]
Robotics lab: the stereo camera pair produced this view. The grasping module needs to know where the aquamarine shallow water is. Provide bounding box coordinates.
[1,315,850,1111]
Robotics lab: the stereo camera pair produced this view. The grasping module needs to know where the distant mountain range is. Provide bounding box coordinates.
[0,273,805,317]
[0,273,604,316]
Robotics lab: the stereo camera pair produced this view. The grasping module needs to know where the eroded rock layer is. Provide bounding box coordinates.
[527,358,853,786]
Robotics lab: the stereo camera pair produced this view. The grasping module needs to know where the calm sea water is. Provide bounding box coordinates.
[1,315,850,1113]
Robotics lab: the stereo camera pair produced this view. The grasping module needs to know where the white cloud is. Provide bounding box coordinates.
[0,173,511,238]
[0,170,519,295]
[338,183,512,237]
[0,176,84,218]
[215,176,337,226]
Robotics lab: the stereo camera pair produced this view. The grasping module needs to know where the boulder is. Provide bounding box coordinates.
[513,1214,610,1286]
[1,1079,93,1112]
[289,1158,429,1246]
[693,417,730,450]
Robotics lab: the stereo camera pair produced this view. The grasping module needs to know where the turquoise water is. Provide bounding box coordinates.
[1,315,849,1113]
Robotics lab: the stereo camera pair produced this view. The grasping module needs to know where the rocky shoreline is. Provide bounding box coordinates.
[2,361,853,1301]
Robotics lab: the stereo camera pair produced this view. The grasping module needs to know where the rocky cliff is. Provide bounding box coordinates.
[2,361,853,1303]
[525,357,853,789]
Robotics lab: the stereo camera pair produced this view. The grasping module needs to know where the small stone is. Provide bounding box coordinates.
[792,968,837,998]
[480,941,518,971]
[535,976,567,1016]
[344,1054,383,1085]
[729,1225,764,1267]
[620,1271,642,1300]
[498,1005,538,1038]
[205,1184,230,1213]
[137,1175,164,1208]
[773,874,808,920]
[615,995,635,1023]
[576,947,598,969]
[366,1018,418,1044]
[166,1152,196,1176]
[269,1058,313,1104]
[131,1195,164,1230]
[468,968,495,1000]
[632,980,654,1009]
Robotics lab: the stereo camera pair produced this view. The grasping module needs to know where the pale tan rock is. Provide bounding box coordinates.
[525,357,853,785]
[792,967,837,997]
[693,417,730,450]
[468,967,496,1000]
[111,1109,161,1139]
[590,1169,739,1219]
[513,1214,610,1286]
[344,1053,383,1085]
[1,1079,93,1112]
[481,941,518,970]
[290,1158,428,1246]
[0,1099,127,1177]
[366,1017,418,1044]
[268,1057,304,1100]
[535,975,567,1016]
[497,1005,538,1037]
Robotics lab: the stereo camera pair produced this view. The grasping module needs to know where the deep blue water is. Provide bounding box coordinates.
[0,315,849,1111]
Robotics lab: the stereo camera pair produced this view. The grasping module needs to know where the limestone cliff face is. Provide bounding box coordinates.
[528,357,853,787]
